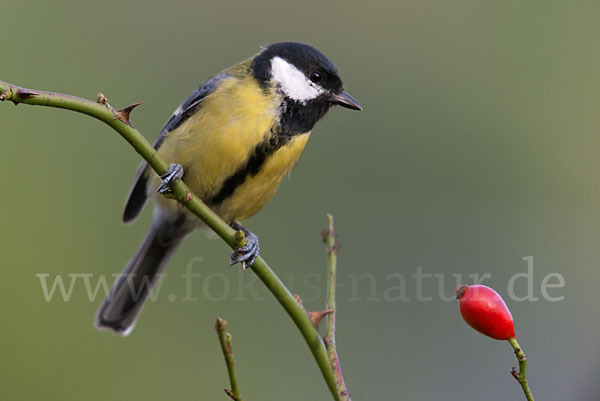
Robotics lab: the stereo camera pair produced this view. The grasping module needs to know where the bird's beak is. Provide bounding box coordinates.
[330,90,363,111]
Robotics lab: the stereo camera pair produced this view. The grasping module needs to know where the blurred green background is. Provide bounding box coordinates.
[2,0,600,400]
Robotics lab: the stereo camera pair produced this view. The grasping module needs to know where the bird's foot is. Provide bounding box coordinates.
[229,223,260,271]
[157,163,184,194]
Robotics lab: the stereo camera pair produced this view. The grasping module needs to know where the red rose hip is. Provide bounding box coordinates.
[456,285,515,340]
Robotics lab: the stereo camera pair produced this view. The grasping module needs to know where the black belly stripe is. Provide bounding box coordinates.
[206,133,294,206]
[206,95,326,207]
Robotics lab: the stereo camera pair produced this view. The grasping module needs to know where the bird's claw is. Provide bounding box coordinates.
[229,224,260,271]
[157,163,184,194]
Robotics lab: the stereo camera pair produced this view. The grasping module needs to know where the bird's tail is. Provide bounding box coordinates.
[95,214,190,335]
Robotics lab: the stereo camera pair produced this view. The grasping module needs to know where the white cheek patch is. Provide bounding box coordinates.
[270,56,324,103]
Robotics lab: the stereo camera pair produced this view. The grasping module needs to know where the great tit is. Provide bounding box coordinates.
[95,42,362,335]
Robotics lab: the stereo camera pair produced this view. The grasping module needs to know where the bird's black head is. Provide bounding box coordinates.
[251,42,361,134]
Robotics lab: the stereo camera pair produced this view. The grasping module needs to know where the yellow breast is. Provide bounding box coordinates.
[214,133,310,222]
[150,73,311,223]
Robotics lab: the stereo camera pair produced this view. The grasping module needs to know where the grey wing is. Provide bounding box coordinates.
[122,73,230,223]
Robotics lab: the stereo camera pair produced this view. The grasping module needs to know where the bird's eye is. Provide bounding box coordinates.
[309,71,322,83]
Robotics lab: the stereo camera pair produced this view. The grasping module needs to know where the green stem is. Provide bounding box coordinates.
[323,214,351,401]
[0,80,339,401]
[216,318,242,401]
[508,337,535,401]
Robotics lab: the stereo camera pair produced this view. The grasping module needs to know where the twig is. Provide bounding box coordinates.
[323,214,351,401]
[508,337,535,401]
[0,80,340,401]
[216,318,242,401]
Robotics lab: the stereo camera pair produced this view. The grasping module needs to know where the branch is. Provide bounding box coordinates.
[322,214,351,401]
[216,318,242,401]
[508,337,535,401]
[0,80,340,401]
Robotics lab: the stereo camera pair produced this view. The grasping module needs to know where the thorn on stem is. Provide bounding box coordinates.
[308,309,334,330]
[224,389,237,401]
[2,88,37,105]
[511,367,522,382]
[16,89,37,101]
[183,191,193,203]
[113,102,142,126]
[294,294,303,306]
